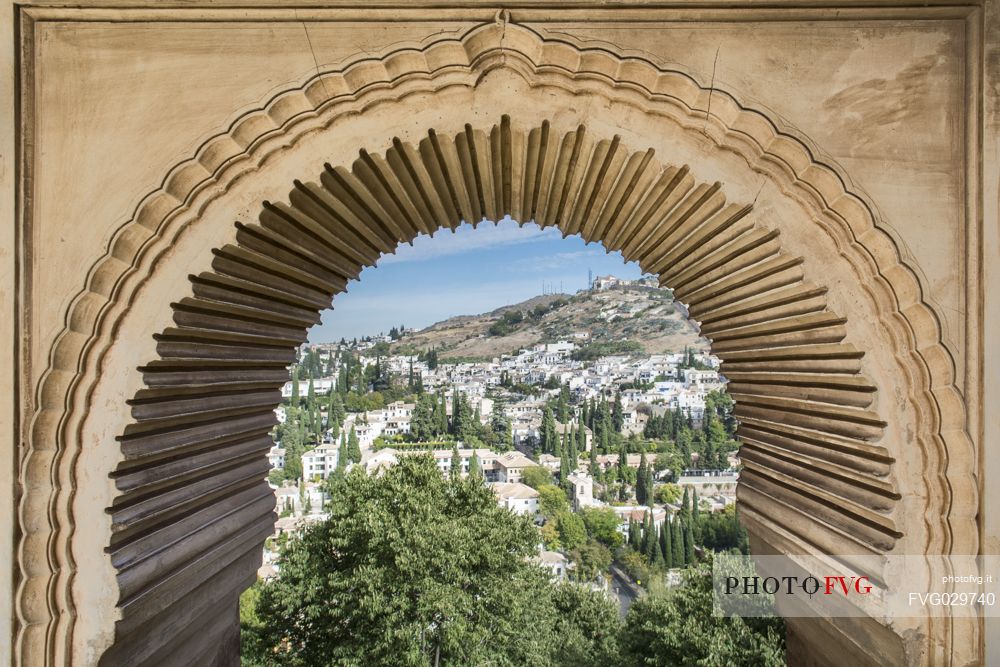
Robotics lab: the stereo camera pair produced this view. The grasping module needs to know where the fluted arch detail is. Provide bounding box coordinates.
[16,18,972,666]
[99,118,899,664]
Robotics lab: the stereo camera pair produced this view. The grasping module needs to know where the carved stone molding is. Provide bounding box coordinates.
[103,117,898,662]
[15,18,974,666]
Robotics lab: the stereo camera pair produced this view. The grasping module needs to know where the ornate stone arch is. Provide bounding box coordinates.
[16,18,975,666]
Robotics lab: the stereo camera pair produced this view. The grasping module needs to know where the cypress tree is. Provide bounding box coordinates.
[312,407,323,443]
[661,516,673,568]
[469,451,481,479]
[671,516,684,565]
[636,451,649,506]
[336,434,348,474]
[611,393,624,432]
[568,424,578,471]
[616,442,629,491]
[290,368,300,408]
[328,391,345,426]
[437,392,448,436]
[651,525,664,566]
[691,487,702,543]
[347,426,361,464]
[307,374,315,407]
[644,512,657,564]
[560,450,573,496]
[644,459,655,507]
[541,407,558,455]
[556,386,569,423]
[450,392,459,435]
[450,444,462,479]
[683,520,696,565]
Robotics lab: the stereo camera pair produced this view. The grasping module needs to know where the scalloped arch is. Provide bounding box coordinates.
[16,18,973,666]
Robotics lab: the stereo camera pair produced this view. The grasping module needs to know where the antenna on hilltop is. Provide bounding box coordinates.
[588,269,593,291]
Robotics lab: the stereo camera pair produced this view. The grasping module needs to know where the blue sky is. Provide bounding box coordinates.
[307,218,644,342]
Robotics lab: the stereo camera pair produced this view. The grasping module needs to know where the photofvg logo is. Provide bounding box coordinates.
[723,573,872,597]
[712,555,1000,619]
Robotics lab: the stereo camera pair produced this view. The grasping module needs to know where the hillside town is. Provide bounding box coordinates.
[260,280,745,600]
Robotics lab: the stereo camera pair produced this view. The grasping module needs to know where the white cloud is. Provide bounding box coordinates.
[377,219,561,265]
[506,249,605,272]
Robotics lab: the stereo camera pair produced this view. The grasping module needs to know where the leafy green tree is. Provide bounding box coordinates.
[248,456,565,666]
[410,394,437,442]
[521,465,555,490]
[655,482,682,505]
[280,421,305,482]
[619,559,785,667]
[239,582,267,666]
[581,507,623,548]
[697,504,749,554]
[540,521,561,551]
[555,511,587,551]
[489,398,512,449]
[550,582,622,666]
[538,484,570,519]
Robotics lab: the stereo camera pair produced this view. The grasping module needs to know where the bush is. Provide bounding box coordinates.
[620,559,785,667]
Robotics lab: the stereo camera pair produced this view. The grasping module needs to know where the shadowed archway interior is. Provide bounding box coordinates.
[103,117,897,665]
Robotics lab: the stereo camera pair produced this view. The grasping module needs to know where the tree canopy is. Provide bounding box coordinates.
[244,455,622,667]
[619,558,785,667]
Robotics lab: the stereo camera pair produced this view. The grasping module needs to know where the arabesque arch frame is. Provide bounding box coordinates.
[14,18,976,667]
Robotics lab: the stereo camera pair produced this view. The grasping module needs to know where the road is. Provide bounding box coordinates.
[609,564,645,618]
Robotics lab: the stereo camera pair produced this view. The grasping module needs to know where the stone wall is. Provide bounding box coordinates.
[2,2,996,665]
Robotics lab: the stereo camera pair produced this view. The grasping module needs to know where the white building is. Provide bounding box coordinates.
[567,472,597,510]
[268,446,286,470]
[533,550,570,581]
[494,451,536,483]
[280,378,335,398]
[301,443,339,480]
[490,482,540,517]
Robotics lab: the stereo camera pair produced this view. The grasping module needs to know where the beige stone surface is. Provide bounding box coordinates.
[1,2,17,665]
[556,20,969,369]
[27,18,478,391]
[3,2,995,666]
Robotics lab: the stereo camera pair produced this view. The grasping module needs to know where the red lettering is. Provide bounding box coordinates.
[823,576,846,595]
